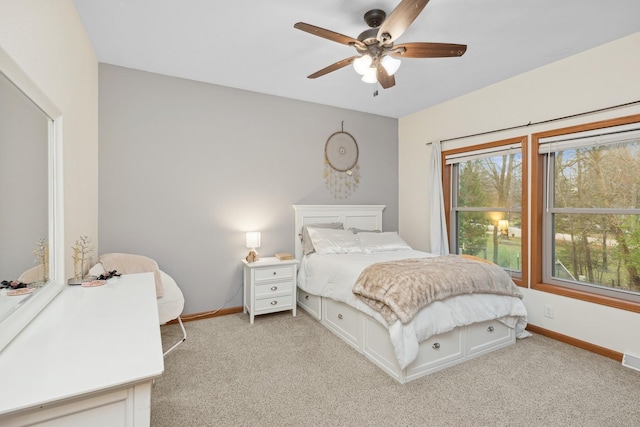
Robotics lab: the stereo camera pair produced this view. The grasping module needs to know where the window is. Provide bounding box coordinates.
[532,115,640,308]
[443,137,528,286]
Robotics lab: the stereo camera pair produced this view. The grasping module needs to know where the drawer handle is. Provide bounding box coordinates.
[272,271,277,276]
[270,300,278,306]
[304,295,309,300]
[432,342,441,350]
[338,313,343,320]
[271,286,278,291]
[487,326,495,332]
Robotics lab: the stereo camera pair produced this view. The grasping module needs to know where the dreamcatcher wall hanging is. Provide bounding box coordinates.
[323,122,360,199]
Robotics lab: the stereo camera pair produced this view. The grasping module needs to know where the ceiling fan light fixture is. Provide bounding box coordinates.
[294,3,467,91]
[361,67,377,84]
[353,55,373,75]
[381,55,401,76]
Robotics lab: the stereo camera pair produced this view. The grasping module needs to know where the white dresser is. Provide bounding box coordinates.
[0,273,163,426]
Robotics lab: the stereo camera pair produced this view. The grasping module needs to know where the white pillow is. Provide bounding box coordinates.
[307,227,363,255]
[302,222,343,254]
[357,232,412,253]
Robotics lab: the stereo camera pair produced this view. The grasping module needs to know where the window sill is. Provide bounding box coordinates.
[532,282,640,314]
[513,278,525,288]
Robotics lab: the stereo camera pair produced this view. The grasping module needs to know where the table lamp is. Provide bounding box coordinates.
[245,231,261,262]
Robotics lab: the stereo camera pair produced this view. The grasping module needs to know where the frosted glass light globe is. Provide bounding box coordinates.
[381,55,401,76]
[361,67,377,84]
[353,55,372,75]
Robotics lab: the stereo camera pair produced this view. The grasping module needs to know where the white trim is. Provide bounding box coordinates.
[445,143,521,165]
[0,45,65,353]
[538,123,640,153]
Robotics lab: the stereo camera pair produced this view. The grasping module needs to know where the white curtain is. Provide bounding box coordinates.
[429,141,450,255]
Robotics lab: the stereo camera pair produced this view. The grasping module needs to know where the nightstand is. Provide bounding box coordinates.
[241,257,300,324]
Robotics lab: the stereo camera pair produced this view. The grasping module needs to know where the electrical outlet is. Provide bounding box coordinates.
[544,304,554,319]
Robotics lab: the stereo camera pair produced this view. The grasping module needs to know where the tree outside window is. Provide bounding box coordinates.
[445,137,527,285]
[547,138,640,296]
[531,115,640,309]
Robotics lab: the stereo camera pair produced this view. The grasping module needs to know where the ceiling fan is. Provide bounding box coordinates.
[294,0,467,90]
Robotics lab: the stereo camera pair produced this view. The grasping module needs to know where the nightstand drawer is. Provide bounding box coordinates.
[254,265,294,282]
[255,295,293,311]
[255,281,293,298]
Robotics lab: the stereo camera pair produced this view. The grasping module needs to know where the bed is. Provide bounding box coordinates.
[293,204,529,384]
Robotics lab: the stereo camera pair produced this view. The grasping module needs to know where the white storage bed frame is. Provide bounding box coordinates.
[293,205,517,384]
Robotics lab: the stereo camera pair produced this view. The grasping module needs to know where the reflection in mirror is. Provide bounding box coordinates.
[0,45,63,354]
[0,70,51,324]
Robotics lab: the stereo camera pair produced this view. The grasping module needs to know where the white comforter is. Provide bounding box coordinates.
[297,250,530,369]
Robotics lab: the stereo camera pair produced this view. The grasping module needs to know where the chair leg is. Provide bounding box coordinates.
[163,315,187,357]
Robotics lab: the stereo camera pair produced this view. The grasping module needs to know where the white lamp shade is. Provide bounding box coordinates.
[245,232,261,249]
[381,55,401,76]
[361,67,377,84]
[353,55,372,75]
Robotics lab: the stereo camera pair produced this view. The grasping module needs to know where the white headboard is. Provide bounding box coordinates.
[292,205,385,259]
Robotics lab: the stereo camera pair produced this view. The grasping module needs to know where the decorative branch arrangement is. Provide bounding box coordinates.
[71,236,95,280]
[33,238,49,283]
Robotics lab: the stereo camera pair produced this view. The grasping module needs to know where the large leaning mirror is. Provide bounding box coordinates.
[0,46,64,352]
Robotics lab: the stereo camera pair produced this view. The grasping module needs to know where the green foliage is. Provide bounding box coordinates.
[551,140,640,293]
[458,161,489,207]
[457,162,491,254]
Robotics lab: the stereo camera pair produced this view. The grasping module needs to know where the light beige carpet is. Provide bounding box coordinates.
[152,309,640,427]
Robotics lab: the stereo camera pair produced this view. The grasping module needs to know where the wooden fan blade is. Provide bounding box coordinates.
[377,0,430,44]
[307,56,358,79]
[376,64,396,89]
[392,42,467,58]
[294,22,361,47]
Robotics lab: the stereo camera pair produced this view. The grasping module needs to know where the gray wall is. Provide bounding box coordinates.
[98,64,399,315]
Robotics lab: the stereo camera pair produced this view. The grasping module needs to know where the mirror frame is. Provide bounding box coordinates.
[0,45,65,352]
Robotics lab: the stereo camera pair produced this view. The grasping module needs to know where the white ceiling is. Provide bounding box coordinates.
[72,0,640,119]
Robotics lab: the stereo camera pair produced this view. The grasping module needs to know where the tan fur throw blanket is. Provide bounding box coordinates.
[352,255,523,324]
[99,253,164,298]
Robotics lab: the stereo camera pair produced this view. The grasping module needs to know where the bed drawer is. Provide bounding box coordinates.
[255,281,292,298]
[297,288,321,320]
[467,318,514,356]
[407,328,464,377]
[254,265,294,282]
[322,299,362,350]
